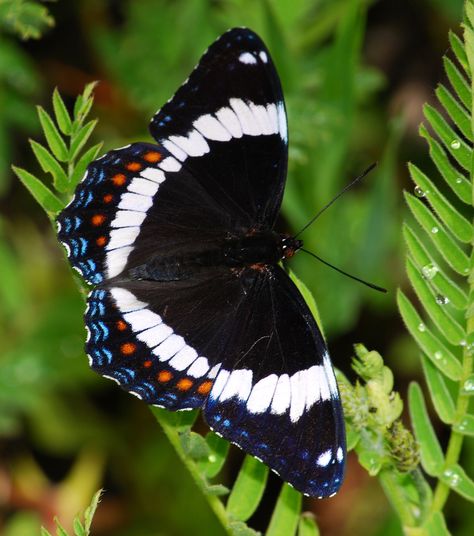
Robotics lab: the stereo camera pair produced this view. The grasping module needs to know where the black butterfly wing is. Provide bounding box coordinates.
[150,27,288,229]
[57,27,344,498]
[85,267,247,409]
[86,263,344,497]
[57,28,287,285]
[203,266,345,498]
[57,142,233,285]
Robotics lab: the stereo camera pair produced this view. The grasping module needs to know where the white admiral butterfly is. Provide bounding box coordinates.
[57,28,345,498]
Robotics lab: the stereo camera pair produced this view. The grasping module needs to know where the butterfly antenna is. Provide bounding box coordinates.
[292,163,377,239]
[300,248,387,293]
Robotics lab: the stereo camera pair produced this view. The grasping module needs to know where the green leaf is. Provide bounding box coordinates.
[266,484,302,536]
[397,290,463,381]
[229,520,260,536]
[0,0,54,39]
[69,120,98,161]
[406,256,465,345]
[408,163,472,243]
[440,464,474,502]
[73,518,86,536]
[453,414,474,436]
[436,84,472,141]
[155,407,198,432]
[12,166,63,215]
[289,269,323,336]
[444,56,471,110]
[180,431,210,460]
[37,106,69,162]
[404,192,470,275]
[69,143,103,188]
[403,223,468,310]
[297,513,320,536]
[420,354,455,424]
[53,517,68,536]
[74,82,98,123]
[227,456,268,522]
[29,139,69,192]
[424,511,450,536]
[448,31,468,74]
[419,125,471,204]
[52,88,72,135]
[40,528,52,536]
[197,432,229,479]
[408,382,444,477]
[203,483,229,496]
[423,103,471,170]
[84,490,102,532]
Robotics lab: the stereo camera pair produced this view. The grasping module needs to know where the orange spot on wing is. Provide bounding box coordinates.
[197,380,213,395]
[177,378,193,391]
[116,320,127,331]
[96,236,107,247]
[91,214,106,226]
[103,193,113,203]
[143,360,153,368]
[121,342,136,355]
[112,173,126,186]
[143,151,162,163]
[158,370,173,382]
[126,161,142,172]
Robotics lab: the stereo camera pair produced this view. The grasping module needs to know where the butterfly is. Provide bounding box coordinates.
[56,28,345,498]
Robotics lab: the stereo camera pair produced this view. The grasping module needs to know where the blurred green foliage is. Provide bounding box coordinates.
[2,0,474,535]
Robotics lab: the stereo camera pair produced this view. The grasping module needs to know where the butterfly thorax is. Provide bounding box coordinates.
[129,232,302,281]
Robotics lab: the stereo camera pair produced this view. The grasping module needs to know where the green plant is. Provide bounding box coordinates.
[41,489,102,536]
[13,1,474,533]
[13,84,420,536]
[397,1,474,533]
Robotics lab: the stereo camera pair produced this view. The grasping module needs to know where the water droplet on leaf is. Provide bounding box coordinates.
[451,139,461,149]
[434,351,442,360]
[435,294,449,305]
[431,226,439,234]
[418,323,426,332]
[456,177,463,184]
[414,185,426,197]
[463,379,474,392]
[421,263,438,280]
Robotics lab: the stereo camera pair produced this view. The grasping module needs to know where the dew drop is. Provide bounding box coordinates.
[418,323,426,332]
[463,379,474,392]
[434,351,442,360]
[451,139,461,149]
[435,294,450,305]
[444,469,460,486]
[414,185,427,197]
[460,339,467,347]
[456,177,463,184]
[458,419,468,432]
[431,226,439,234]
[208,454,217,463]
[421,263,438,280]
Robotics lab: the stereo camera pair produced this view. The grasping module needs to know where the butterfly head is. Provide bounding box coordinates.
[281,236,303,259]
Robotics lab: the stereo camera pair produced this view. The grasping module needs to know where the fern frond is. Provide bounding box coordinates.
[398,0,474,529]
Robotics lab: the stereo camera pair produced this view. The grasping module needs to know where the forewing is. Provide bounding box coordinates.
[203,266,346,498]
[150,27,288,228]
[57,142,231,284]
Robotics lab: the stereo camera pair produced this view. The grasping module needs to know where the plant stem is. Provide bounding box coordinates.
[151,410,232,535]
[378,469,417,529]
